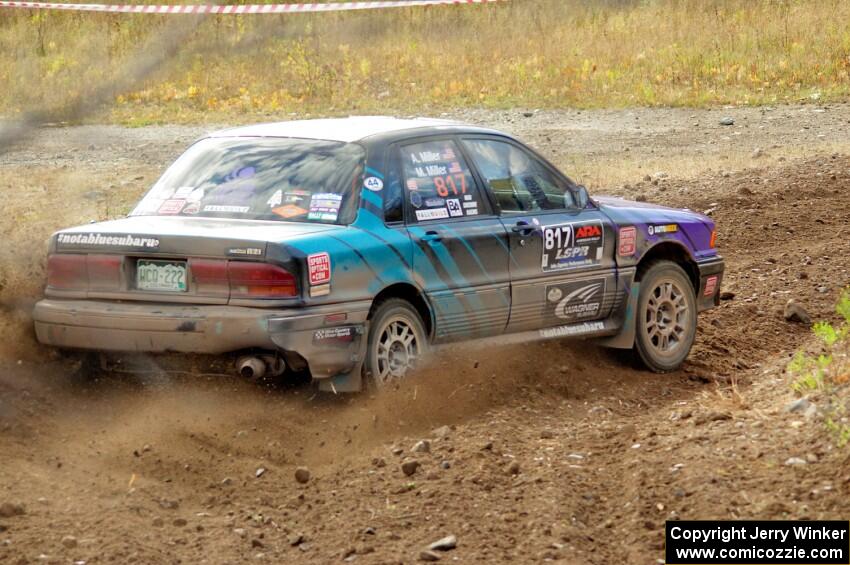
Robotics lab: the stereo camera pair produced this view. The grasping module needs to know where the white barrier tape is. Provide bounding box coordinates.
[0,0,504,14]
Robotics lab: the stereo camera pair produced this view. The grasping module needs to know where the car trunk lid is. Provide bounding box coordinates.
[48,216,333,304]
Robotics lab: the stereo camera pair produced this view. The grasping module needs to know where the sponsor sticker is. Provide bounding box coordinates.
[159,199,186,215]
[173,186,195,199]
[182,201,201,215]
[546,279,606,322]
[272,204,308,219]
[149,184,175,199]
[415,208,450,221]
[313,326,355,345]
[267,189,283,208]
[618,226,637,256]
[446,198,463,217]
[648,223,678,236]
[406,179,419,191]
[204,204,250,213]
[540,320,605,339]
[56,232,160,249]
[424,197,445,208]
[541,221,604,271]
[284,189,310,203]
[704,275,719,297]
[364,177,384,192]
[308,193,342,222]
[132,197,164,214]
[410,191,423,209]
[307,252,331,286]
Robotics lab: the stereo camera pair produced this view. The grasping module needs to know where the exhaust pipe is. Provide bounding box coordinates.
[260,355,286,377]
[238,356,266,379]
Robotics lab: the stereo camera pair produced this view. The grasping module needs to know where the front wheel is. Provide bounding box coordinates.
[634,261,697,372]
[364,298,429,387]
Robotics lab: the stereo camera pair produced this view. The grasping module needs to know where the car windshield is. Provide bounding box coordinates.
[130,137,365,224]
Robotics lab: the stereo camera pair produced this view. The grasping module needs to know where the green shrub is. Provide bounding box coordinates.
[788,290,850,446]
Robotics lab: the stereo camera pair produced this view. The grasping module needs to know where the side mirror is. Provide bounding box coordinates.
[573,185,590,209]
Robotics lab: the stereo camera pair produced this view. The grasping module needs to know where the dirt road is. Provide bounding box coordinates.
[1,105,849,564]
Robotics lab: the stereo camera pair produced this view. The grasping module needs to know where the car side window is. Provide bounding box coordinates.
[383,160,404,224]
[462,138,576,214]
[399,139,489,223]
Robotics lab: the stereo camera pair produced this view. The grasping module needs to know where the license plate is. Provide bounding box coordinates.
[136,260,187,292]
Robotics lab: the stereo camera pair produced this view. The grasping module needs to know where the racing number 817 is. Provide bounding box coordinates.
[433,174,467,198]
[544,225,571,251]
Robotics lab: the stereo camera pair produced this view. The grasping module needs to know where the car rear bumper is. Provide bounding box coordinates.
[33,298,371,379]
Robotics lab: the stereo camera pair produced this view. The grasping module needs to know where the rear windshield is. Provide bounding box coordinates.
[130,137,365,224]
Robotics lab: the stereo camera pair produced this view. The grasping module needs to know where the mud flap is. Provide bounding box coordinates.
[317,322,371,393]
[594,282,639,350]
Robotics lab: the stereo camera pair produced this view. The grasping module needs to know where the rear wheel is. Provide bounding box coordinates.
[364,299,428,387]
[634,261,697,372]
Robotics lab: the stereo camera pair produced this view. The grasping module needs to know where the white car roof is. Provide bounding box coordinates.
[209,116,464,143]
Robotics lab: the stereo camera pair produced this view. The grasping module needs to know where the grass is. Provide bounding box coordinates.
[2,0,850,124]
[788,290,850,447]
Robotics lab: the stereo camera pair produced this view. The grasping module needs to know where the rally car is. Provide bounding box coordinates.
[33,117,724,391]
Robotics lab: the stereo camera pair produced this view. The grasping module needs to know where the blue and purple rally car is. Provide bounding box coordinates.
[33,117,724,391]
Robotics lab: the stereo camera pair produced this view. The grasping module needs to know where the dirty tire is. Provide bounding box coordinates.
[365,298,428,388]
[634,260,697,372]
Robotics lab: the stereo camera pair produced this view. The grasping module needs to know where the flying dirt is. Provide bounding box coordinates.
[1,105,850,563]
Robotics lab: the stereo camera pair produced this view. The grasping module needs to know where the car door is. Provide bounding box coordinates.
[395,136,511,342]
[460,136,619,333]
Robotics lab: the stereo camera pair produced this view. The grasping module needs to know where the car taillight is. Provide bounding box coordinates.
[47,254,123,291]
[709,229,717,248]
[87,254,123,291]
[189,258,230,295]
[227,261,297,299]
[47,254,88,290]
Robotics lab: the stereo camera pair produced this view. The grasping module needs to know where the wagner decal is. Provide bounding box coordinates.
[546,279,606,322]
[56,233,160,250]
[307,252,331,286]
[541,221,604,271]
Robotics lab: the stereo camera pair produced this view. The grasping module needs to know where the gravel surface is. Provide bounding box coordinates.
[1,104,850,563]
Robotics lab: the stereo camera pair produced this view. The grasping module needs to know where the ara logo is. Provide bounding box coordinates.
[575,225,602,239]
[547,279,606,321]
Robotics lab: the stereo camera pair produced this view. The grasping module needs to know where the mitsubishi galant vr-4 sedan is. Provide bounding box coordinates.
[34,117,724,391]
